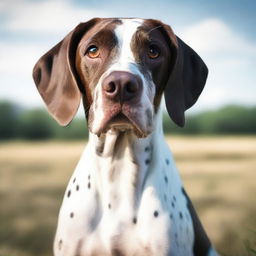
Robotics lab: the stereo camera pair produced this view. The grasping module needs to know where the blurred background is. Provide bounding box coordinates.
[0,0,256,255]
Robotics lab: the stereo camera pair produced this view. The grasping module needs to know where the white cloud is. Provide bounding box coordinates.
[0,0,109,108]
[0,41,44,107]
[180,18,256,56]
[0,42,44,75]
[179,18,256,112]
[2,0,109,34]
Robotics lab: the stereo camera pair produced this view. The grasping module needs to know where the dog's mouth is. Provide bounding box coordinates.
[107,113,133,130]
[103,112,146,137]
[89,102,153,138]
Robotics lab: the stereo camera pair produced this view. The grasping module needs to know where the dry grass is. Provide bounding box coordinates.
[0,136,256,256]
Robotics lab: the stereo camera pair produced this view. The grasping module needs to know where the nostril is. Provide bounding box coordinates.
[102,72,141,102]
[105,82,116,93]
[126,82,138,93]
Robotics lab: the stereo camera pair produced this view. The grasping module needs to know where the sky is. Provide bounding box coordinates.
[0,0,255,115]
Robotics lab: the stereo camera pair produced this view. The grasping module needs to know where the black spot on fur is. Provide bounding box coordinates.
[154,211,159,217]
[173,195,176,202]
[108,203,111,209]
[67,190,71,197]
[58,239,63,250]
[165,159,170,165]
[76,185,79,191]
[111,248,125,256]
[164,176,168,183]
[169,213,173,219]
[145,146,150,152]
[88,174,90,180]
[145,159,150,165]
[133,217,137,224]
[88,182,91,189]
[172,202,175,208]
[70,212,74,218]
[179,212,183,219]
[73,177,76,183]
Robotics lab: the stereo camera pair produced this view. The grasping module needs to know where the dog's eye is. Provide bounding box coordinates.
[87,45,100,58]
[148,44,160,59]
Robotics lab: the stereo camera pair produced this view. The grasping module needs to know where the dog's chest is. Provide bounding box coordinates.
[54,141,194,256]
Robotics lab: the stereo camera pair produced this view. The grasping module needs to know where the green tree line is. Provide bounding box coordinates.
[0,101,255,140]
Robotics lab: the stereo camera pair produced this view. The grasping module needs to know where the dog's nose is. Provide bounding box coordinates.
[102,71,142,102]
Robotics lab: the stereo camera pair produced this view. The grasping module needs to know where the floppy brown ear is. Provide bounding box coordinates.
[163,27,208,127]
[32,18,100,126]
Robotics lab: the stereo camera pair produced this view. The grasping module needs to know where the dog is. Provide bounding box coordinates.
[33,18,218,256]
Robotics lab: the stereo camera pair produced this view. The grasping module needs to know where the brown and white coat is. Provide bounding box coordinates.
[33,18,218,256]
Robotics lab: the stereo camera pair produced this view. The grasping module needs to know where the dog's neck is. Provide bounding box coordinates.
[87,109,164,219]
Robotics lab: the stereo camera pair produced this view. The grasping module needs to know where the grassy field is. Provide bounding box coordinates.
[0,136,256,256]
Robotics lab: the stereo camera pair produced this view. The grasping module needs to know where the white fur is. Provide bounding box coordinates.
[53,18,219,256]
[54,109,196,256]
[114,19,143,66]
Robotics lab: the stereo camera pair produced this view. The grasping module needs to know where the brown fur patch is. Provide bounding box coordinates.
[182,187,211,256]
[76,19,122,107]
[130,19,177,111]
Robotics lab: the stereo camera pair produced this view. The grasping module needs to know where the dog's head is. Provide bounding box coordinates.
[33,18,208,138]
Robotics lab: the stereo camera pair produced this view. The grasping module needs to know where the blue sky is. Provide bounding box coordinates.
[0,0,255,114]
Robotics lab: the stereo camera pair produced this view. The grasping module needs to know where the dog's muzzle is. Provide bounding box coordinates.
[97,71,146,135]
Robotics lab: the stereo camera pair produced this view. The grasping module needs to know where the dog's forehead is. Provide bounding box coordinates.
[114,18,143,39]
[114,18,164,44]
[84,18,162,43]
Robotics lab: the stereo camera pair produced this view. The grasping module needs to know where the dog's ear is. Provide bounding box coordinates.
[162,25,208,127]
[32,18,100,126]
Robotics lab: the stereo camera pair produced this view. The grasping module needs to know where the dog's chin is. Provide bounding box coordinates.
[93,112,151,138]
